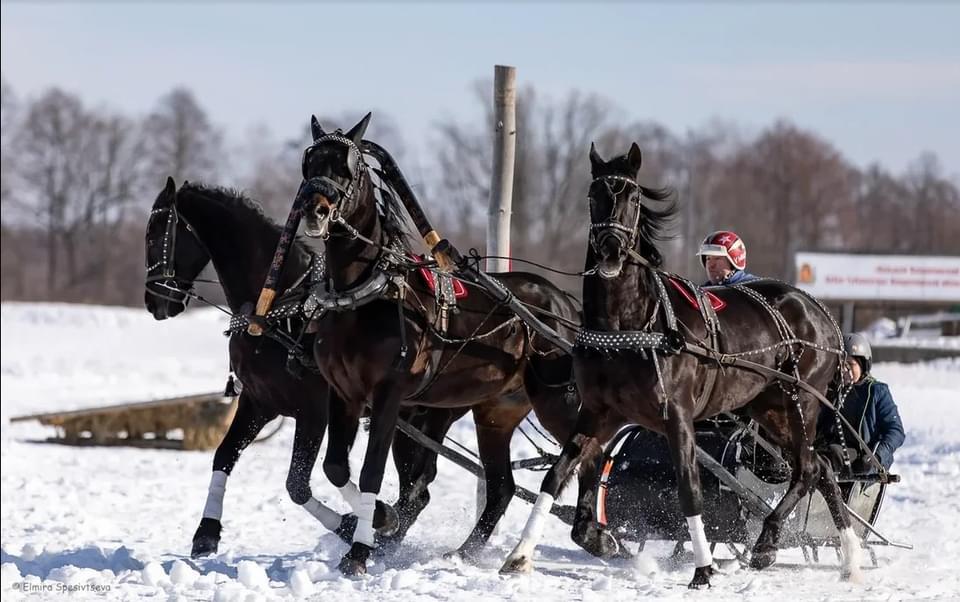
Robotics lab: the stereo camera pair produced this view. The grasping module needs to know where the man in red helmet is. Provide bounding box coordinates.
[697,230,758,286]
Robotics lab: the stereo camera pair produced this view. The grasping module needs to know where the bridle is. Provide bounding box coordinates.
[301,131,368,220]
[588,173,643,258]
[144,204,193,308]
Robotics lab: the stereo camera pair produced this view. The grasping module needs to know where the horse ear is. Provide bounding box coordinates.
[346,112,372,144]
[627,142,642,173]
[589,142,605,168]
[310,115,325,140]
[159,176,177,206]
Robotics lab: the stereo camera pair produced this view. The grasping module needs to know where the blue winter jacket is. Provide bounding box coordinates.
[820,376,906,469]
[703,270,758,287]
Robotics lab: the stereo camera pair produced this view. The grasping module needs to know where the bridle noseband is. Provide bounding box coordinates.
[589,173,642,256]
[144,205,192,307]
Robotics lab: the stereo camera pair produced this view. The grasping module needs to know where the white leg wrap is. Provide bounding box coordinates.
[303,497,343,532]
[353,492,377,547]
[338,482,361,511]
[839,527,864,581]
[202,471,228,520]
[518,492,555,553]
[686,515,713,567]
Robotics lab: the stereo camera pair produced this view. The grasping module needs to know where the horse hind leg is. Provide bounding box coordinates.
[814,454,864,582]
[286,410,348,535]
[384,407,461,551]
[750,391,820,572]
[452,403,527,562]
[322,393,399,543]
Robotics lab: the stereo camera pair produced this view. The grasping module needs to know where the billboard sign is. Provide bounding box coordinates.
[795,253,960,302]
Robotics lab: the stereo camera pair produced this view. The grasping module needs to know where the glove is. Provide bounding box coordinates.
[850,457,870,475]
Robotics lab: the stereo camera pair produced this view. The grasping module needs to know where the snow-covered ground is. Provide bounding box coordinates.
[2,302,958,601]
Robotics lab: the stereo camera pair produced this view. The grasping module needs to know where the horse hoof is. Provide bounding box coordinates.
[573,524,621,559]
[373,501,400,537]
[444,545,480,565]
[337,556,367,576]
[338,542,372,576]
[841,568,864,584]
[334,514,358,544]
[687,565,714,589]
[499,554,533,575]
[190,536,219,558]
[190,518,221,558]
[749,545,777,570]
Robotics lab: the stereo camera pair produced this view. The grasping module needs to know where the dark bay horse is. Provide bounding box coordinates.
[499,143,862,588]
[298,114,604,576]
[144,177,400,557]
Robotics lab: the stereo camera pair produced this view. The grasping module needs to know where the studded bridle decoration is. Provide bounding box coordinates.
[588,174,642,257]
[301,132,368,219]
[144,205,192,307]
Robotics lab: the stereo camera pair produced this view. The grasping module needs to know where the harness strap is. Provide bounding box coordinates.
[683,341,889,480]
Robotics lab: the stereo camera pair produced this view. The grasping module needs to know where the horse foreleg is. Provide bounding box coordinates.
[338,378,405,576]
[192,392,272,558]
[665,409,714,589]
[570,435,622,559]
[815,451,864,582]
[500,407,606,574]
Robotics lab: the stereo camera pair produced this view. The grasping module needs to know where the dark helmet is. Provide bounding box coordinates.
[844,333,872,374]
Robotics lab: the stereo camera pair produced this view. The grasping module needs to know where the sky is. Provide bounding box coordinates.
[2,2,959,176]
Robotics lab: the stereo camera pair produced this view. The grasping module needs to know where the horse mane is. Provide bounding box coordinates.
[368,172,418,252]
[179,182,314,259]
[637,185,677,268]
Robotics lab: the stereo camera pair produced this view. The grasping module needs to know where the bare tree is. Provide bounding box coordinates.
[2,77,20,216]
[142,87,223,190]
[432,82,630,289]
[14,88,144,298]
[902,153,960,255]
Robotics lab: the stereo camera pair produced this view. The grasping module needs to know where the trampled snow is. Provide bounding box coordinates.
[2,302,958,600]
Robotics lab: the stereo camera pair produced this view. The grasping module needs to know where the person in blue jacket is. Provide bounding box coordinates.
[697,230,758,286]
[819,333,906,473]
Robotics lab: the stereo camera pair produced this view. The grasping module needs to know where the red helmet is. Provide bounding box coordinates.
[697,231,747,271]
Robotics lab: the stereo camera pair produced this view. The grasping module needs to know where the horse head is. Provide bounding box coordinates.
[143,177,211,319]
[300,113,373,238]
[586,142,674,279]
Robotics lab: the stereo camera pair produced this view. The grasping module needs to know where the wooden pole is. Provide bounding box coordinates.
[487,65,517,273]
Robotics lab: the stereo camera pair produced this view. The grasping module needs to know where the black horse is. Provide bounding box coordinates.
[499,143,862,588]
[143,177,594,566]
[144,178,399,557]
[298,114,609,576]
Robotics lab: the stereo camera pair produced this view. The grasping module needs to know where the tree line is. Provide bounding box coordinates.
[2,77,958,306]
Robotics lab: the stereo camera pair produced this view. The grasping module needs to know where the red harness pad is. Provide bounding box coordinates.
[414,255,468,299]
[668,278,726,312]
